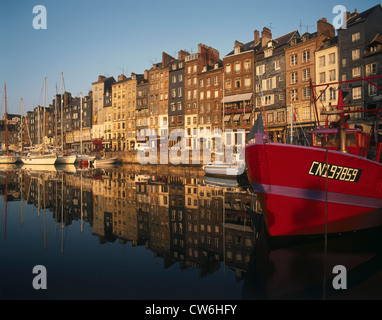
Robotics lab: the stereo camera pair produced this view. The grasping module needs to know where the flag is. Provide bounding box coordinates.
[246,114,264,142]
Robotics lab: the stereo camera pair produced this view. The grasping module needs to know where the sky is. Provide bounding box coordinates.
[0,0,380,115]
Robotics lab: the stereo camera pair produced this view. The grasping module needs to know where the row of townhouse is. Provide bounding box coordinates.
[90,5,382,151]
[3,5,381,152]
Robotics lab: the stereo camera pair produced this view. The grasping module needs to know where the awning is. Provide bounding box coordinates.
[224,115,231,122]
[244,114,251,120]
[222,93,253,104]
[233,114,241,121]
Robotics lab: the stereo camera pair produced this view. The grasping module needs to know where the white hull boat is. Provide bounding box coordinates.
[56,154,77,164]
[203,161,245,178]
[93,157,121,168]
[0,156,18,164]
[76,154,96,162]
[20,154,57,165]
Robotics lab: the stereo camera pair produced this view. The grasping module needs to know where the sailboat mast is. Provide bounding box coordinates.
[80,93,83,154]
[43,77,46,153]
[20,98,23,152]
[61,72,64,153]
[4,83,8,154]
[55,86,57,147]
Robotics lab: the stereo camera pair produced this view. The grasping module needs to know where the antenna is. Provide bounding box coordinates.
[299,19,315,33]
[267,22,276,31]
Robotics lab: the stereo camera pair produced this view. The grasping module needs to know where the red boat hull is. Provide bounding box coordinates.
[245,142,382,237]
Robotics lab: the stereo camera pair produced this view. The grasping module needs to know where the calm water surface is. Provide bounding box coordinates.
[0,163,381,300]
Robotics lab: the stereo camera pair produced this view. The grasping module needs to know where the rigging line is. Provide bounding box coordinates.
[323,147,329,300]
[293,108,311,146]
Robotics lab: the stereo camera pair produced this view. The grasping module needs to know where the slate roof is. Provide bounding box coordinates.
[225,30,299,58]
[347,4,382,26]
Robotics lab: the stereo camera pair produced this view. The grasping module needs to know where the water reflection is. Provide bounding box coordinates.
[0,164,381,300]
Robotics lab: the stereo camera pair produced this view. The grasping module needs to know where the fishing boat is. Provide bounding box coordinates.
[245,76,382,238]
[0,83,18,164]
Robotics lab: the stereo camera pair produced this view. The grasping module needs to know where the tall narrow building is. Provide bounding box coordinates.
[254,29,299,143]
[285,18,335,141]
[184,44,220,151]
[92,75,116,150]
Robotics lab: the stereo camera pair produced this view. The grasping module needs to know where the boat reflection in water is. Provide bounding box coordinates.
[0,164,381,300]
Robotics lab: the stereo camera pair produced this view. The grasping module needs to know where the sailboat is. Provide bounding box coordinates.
[55,73,76,164]
[20,78,57,165]
[0,83,18,164]
[245,75,382,238]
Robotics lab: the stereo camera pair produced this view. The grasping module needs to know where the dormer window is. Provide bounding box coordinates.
[234,47,241,55]
[264,49,273,58]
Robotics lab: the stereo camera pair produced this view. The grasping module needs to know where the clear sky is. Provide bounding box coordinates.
[0,0,379,115]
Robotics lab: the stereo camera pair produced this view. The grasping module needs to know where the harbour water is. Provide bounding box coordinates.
[0,163,381,300]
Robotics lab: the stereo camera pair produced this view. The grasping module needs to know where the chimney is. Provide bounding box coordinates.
[261,27,272,47]
[98,75,106,81]
[178,50,189,60]
[254,29,260,45]
[118,74,127,82]
[162,52,175,68]
[317,18,335,38]
[234,40,243,48]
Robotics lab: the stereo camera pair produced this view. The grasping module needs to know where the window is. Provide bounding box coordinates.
[369,84,378,96]
[244,60,251,71]
[329,53,335,65]
[352,32,360,42]
[235,78,241,89]
[256,64,265,75]
[267,113,274,123]
[274,60,281,70]
[225,80,231,90]
[291,72,298,84]
[225,64,231,75]
[329,87,336,100]
[319,56,326,67]
[291,89,298,101]
[352,49,360,61]
[352,67,361,78]
[290,54,298,66]
[303,87,310,99]
[320,90,326,102]
[234,62,241,73]
[244,77,251,88]
[265,78,273,90]
[366,63,377,75]
[342,59,346,68]
[302,68,310,82]
[303,107,311,120]
[319,72,326,83]
[329,70,336,81]
[302,50,310,63]
[264,95,274,105]
[264,49,273,57]
[352,87,362,100]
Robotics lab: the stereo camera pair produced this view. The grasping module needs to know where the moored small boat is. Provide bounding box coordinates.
[93,157,121,168]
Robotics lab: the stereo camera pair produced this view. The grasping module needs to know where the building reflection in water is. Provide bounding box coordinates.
[1,164,382,299]
[0,164,258,282]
